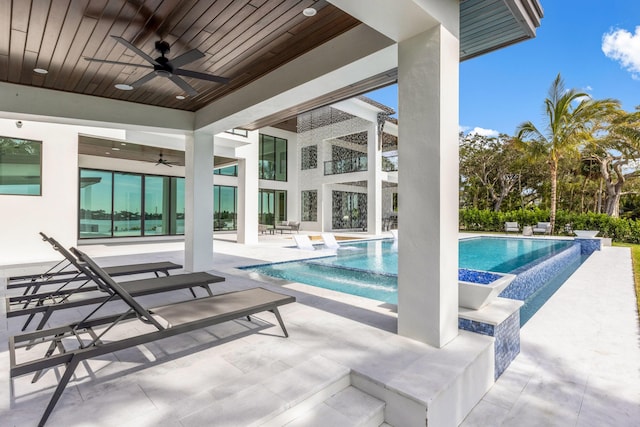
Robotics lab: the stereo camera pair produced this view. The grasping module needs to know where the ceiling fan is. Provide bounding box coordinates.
[155,153,178,167]
[84,35,229,96]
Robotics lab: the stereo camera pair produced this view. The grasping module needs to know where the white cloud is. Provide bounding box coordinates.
[602,26,640,79]
[467,127,500,137]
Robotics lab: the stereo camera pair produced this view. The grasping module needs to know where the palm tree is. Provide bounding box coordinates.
[516,73,619,231]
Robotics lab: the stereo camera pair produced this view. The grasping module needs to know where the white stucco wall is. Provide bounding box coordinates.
[0,119,124,265]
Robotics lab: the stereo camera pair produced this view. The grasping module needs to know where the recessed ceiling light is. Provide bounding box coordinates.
[33,68,48,74]
[112,147,120,151]
[302,7,316,17]
[120,142,126,146]
[105,151,111,155]
[176,95,186,100]
[115,83,134,91]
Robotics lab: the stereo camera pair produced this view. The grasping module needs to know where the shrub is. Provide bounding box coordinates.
[459,209,640,243]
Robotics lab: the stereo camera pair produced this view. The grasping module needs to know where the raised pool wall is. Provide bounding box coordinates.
[458,237,601,379]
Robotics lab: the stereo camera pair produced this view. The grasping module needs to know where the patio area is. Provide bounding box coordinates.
[0,233,638,426]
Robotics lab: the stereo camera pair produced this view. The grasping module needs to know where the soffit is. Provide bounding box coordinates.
[2,0,360,112]
[78,134,235,167]
[2,0,542,129]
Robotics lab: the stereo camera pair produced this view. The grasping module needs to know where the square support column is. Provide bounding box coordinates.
[397,24,459,347]
[236,139,259,244]
[184,132,214,272]
[367,122,382,235]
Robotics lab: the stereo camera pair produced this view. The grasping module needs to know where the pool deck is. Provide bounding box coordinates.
[1,232,638,426]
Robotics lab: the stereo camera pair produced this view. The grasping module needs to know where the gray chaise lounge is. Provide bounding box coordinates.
[9,247,295,427]
[7,234,224,331]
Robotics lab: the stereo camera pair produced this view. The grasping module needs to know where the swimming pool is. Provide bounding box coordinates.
[242,236,583,324]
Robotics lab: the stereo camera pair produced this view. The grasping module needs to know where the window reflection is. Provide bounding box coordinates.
[79,170,113,238]
[144,176,170,235]
[259,134,287,181]
[0,137,42,195]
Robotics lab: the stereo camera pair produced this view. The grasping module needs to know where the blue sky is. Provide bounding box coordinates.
[366,0,640,137]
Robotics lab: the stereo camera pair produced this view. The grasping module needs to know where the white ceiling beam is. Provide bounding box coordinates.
[0,81,194,133]
[327,0,459,42]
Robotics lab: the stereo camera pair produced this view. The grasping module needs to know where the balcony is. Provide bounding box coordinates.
[324,156,368,175]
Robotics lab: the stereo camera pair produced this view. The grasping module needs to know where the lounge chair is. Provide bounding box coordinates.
[9,248,295,427]
[6,235,224,331]
[293,234,316,250]
[321,233,340,249]
[8,233,182,296]
[504,222,520,233]
[532,222,552,235]
[321,233,359,252]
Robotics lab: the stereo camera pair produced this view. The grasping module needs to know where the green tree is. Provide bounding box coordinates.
[460,133,526,211]
[584,107,640,217]
[516,74,619,231]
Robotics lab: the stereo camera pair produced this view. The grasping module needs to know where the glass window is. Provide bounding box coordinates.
[301,145,317,170]
[259,189,287,225]
[214,165,238,176]
[225,129,248,137]
[171,177,185,235]
[79,170,187,238]
[0,137,42,195]
[113,173,142,237]
[79,170,113,238]
[301,190,317,221]
[144,176,170,235]
[259,134,287,181]
[214,185,237,230]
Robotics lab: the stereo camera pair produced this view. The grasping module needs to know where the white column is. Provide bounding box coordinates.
[320,140,332,231]
[184,131,214,272]
[237,139,259,244]
[397,24,459,347]
[367,122,382,235]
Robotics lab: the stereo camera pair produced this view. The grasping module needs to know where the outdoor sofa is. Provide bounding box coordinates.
[504,221,520,233]
[532,222,552,235]
[274,220,300,233]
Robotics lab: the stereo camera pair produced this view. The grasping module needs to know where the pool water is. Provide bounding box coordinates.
[307,237,575,275]
[242,237,582,322]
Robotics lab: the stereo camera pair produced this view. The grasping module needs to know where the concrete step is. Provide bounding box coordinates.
[179,355,352,427]
[283,386,385,427]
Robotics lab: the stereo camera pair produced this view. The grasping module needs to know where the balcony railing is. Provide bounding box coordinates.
[324,156,368,175]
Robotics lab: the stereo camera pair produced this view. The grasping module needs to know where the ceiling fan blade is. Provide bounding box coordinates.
[130,72,157,88]
[170,49,205,69]
[169,75,198,97]
[174,68,229,84]
[84,57,154,69]
[111,35,159,65]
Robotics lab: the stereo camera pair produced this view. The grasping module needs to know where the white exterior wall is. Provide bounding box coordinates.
[0,119,124,265]
[257,127,299,223]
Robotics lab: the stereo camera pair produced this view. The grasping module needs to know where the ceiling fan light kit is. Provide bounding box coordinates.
[86,35,229,96]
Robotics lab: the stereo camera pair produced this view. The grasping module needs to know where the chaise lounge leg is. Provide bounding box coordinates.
[270,308,288,337]
[38,355,80,427]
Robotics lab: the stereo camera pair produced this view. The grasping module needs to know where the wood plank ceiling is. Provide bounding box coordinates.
[0,0,360,112]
